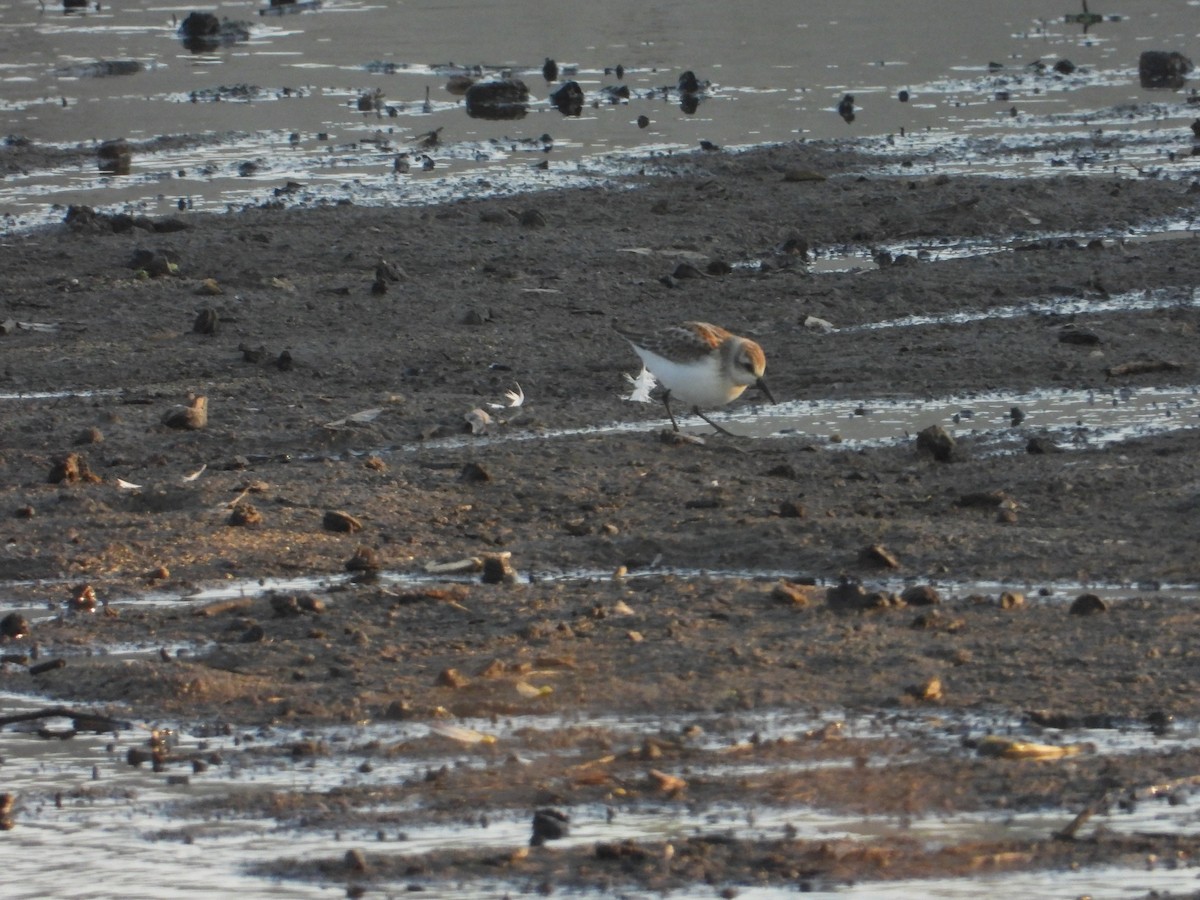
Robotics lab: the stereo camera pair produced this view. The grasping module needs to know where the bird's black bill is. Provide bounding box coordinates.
[757,378,776,404]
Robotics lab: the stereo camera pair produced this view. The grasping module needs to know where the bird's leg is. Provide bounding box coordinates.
[661,390,681,431]
[693,406,738,438]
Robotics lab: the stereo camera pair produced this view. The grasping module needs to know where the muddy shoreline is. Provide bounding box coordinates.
[2,134,1200,894]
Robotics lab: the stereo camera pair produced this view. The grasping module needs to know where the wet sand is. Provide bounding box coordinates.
[2,134,1200,894]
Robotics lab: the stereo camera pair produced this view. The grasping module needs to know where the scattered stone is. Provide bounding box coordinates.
[464,408,493,435]
[69,584,97,612]
[1,613,30,639]
[647,769,687,794]
[436,667,470,689]
[13,505,34,519]
[345,546,381,574]
[481,552,518,585]
[129,248,176,277]
[162,395,208,430]
[344,849,367,874]
[859,544,900,569]
[916,424,955,462]
[460,462,491,483]
[518,208,546,228]
[956,490,1010,509]
[323,510,363,533]
[1010,406,1026,425]
[778,500,805,518]
[238,623,265,643]
[193,307,219,334]
[549,81,584,116]
[1138,50,1194,89]
[97,138,132,175]
[901,585,941,606]
[1058,326,1101,345]
[196,278,222,296]
[270,593,325,616]
[73,426,103,446]
[530,808,569,846]
[464,79,530,119]
[906,676,944,702]
[1026,435,1062,454]
[1069,593,1108,615]
[771,580,821,606]
[636,114,650,128]
[826,578,902,610]
[48,453,100,485]
[999,591,1026,609]
[228,503,262,527]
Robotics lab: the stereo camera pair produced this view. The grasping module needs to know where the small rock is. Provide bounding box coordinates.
[778,500,806,518]
[1069,593,1108,615]
[162,395,208,430]
[1026,435,1062,454]
[48,452,100,484]
[1138,50,1194,89]
[344,849,367,873]
[518,208,546,228]
[859,544,901,569]
[238,623,265,643]
[193,307,219,335]
[460,462,491,483]
[901,585,941,606]
[436,667,470,688]
[916,424,955,462]
[906,676,944,702]
[345,546,381,573]
[481,553,518,585]
[999,591,1026,609]
[323,510,363,533]
[13,505,35,519]
[1058,327,1101,345]
[228,503,262,527]
[1,612,30,639]
[531,808,569,846]
[826,578,901,611]
[549,80,584,116]
[464,408,493,435]
[647,769,687,794]
[636,115,650,128]
[196,278,222,296]
[771,580,821,606]
[73,426,104,446]
[97,138,132,175]
[69,584,97,612]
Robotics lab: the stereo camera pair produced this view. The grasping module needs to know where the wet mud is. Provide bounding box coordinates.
[2,134,1200,894]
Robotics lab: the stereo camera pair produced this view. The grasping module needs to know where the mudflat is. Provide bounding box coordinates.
[2,135,1199,894]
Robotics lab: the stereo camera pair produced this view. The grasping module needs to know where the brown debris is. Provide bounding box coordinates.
[323,510,363,533]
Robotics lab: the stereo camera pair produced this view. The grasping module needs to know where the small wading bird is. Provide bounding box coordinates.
[616,321,773,436]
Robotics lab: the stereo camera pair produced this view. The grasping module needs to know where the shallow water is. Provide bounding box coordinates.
[2,0,1199,228]
[2,690,1198,898]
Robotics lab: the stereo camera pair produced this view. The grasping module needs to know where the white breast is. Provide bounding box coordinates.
[632,346,747,408]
